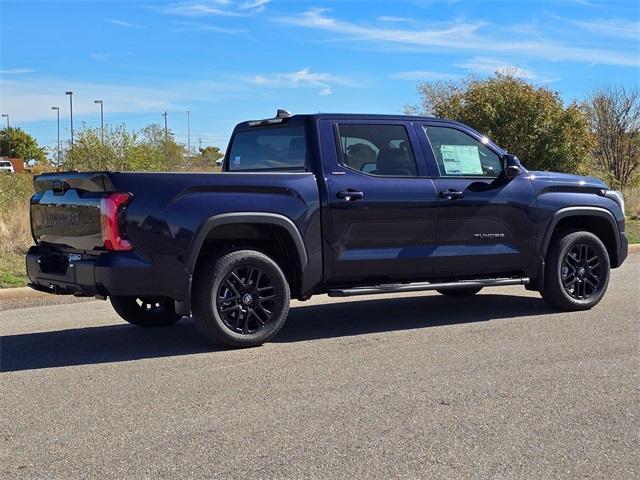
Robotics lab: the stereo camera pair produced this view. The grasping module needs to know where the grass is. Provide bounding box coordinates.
[626,219,640,244]
[0,252,28,288]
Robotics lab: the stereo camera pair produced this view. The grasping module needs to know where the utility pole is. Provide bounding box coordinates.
[51,107,60,169]
[161,111,169,162]
[94,100,104,144]
[198,137,203,153]
[65,91,74,150]
[187,110,191,156]
[1,113,9,157]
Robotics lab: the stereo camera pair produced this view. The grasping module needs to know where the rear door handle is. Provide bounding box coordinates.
[337,189,364,201]
[439,189,464,200]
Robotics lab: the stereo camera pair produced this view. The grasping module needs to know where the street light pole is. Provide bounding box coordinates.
[94,100,104,144]
[187,110,191,156]
[1,113,10,157]
[51,107,60,169]
[65,91,74,150]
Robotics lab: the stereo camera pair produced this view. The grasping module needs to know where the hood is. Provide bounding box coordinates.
[528,170,608,190]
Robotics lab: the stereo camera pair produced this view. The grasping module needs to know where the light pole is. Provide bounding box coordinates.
[65,91,74,150]
[51,107,60,168]
[187,110,191,156]
[1,114,10,157]
[94,100,104,144]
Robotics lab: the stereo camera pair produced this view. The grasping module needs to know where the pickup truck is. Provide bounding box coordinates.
[27,110,628,347]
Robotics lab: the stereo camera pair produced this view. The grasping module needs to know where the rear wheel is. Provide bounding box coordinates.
[541,230,610,311]
[192,250,290,348]
[110,295,182,327]
[437,287,482,297]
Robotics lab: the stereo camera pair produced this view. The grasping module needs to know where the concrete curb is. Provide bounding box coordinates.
[2,245,639,302]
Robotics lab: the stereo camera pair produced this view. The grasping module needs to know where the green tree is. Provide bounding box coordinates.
[0,127,47,163]
[63,122,186,172]
[407,72,593,173]
[196,146,224,168]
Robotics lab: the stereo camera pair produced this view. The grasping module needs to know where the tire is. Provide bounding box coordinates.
[110,295,182,327]
[541,229,610,311]
[192,250,291,348]
[436,287,483,297]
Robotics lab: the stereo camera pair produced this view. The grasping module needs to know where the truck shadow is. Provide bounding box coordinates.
[1,293,554,372]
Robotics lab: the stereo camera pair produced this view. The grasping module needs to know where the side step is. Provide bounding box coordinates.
[328,277,529,298]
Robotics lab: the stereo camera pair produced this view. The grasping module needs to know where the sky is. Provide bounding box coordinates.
[1,0,639,152]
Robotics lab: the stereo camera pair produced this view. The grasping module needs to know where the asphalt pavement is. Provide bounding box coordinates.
[1,256,638,479]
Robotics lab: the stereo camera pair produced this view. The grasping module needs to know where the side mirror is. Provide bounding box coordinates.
[502,154,523,179]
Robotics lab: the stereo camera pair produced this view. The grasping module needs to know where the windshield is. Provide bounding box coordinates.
[227,126,306,171]
[0,161,12,167]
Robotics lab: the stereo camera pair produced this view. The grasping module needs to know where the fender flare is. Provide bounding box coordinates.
[184,212,309,275]
[541,206,620,254]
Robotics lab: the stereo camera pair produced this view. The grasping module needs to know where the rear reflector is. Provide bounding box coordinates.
[100,192,132,251]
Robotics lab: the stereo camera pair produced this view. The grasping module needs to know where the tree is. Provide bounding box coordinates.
[63,122,186,172]
[407,72,593,173]
[584,85,640,189]
[196,146,224,168]
[0,127,47,163]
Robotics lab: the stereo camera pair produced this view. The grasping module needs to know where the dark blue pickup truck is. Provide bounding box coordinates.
[27,110,628,347]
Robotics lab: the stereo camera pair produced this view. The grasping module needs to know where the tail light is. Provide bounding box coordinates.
[100,192,133,251]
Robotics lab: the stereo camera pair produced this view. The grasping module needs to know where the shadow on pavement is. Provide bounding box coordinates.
[1,293,554,372]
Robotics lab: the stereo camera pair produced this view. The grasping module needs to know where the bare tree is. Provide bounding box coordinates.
[585,85,640,188]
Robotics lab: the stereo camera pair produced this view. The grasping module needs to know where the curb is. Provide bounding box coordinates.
[2,245,639,302]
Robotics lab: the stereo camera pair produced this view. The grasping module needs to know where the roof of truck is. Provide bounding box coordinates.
[234,111,463,130]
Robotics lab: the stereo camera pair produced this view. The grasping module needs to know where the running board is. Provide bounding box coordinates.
[328,277,530,297]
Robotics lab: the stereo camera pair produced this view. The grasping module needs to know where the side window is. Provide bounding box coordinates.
[423,126,502,177]
[337,124,418,177]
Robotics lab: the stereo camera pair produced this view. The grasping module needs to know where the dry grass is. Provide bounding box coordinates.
[0,174,34,256]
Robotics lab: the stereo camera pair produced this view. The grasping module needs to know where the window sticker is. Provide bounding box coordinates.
[440,145,483,175]
[232,156,241,166]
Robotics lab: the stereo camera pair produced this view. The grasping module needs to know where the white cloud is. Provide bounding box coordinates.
[279,8,638,67]
[250,68,351,96]
[0,77,234,123]
[162,0,269,17]
[391,70,462,81]
[550,15,640,39]
[169,21,244,34]
[89,53,112,61]
[0,68,34,75]
[457,57,537,79]
[106,18,145,28]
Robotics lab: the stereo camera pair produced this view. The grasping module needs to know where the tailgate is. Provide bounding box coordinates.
[30,172,115,251]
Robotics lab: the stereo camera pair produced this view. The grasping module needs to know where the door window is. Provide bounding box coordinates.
[337,124,418,177]
[423,126,502,177]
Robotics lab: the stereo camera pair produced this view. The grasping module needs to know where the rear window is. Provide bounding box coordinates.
[227,126,306,171]
[0,161,11,167]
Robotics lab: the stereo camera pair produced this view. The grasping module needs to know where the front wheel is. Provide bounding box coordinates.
[541,230,610,311]
[110,295,183,327]
[192,250,291,348]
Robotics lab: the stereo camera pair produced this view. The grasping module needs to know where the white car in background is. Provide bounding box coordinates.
[0,160,15,174]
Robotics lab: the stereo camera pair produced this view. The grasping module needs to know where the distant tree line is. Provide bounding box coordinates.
[0,122,223,172]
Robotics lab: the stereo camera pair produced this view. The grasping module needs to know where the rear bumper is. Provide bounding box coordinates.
[26,246,165,298]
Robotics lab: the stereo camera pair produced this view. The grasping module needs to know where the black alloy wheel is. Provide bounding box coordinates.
[560,243,603,300]
[217,265,277,334]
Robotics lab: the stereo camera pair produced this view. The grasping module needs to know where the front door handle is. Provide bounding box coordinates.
[337,189,364,201]
[439,189,464,200]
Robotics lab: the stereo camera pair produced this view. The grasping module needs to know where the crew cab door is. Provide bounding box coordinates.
[420,122,537,277]
[318,119,438,284]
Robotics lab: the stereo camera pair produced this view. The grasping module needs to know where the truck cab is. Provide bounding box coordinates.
[27,111,628,347]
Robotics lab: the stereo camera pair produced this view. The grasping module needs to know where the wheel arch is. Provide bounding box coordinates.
[176,213,308,316]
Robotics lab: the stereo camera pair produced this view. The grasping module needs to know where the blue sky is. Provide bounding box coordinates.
[1,0,638,152]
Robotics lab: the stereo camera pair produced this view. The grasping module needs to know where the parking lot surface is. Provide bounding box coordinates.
[1,255,638,479]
